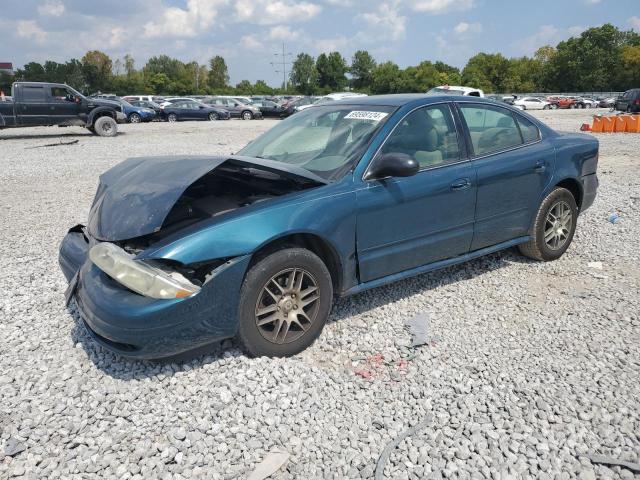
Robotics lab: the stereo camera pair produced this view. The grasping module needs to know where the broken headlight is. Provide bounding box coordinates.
[89,243,200,299]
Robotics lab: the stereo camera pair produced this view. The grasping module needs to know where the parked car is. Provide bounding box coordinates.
[579,97,599,108]
[126,99,163,116]
[297,92,368,112]
[427,85,485,97]
[162,100,230,122]
[60,94,598,359]
[100,97,156,123]
[250,99,287,118]
[614,89,640,113]
[0,82,125,136]
[547,96,577,109]
[205,97,262,120]
[160,97,194,107]
[283,96,320,115]
[598,97,617,108]
[514,97,552,110]
[126,95,167,105]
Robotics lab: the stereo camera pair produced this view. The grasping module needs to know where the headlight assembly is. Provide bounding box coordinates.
[89,243,200,299]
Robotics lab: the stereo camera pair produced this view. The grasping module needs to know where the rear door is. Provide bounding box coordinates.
[457,102,554,250]
[17,85,49,125]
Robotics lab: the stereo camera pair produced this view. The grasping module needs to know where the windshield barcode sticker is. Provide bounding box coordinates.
[344,111,388,121]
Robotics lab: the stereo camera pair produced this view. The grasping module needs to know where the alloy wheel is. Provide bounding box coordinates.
[209,112,219,121]
[254,268,320,345]
[130,113,141,123]
[544,201,572,250]
[168,114,177,122]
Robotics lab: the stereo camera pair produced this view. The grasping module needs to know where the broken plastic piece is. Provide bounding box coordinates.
[405,313,430,347]
[247,450,290,480]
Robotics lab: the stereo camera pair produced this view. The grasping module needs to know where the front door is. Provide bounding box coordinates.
[48,85,80,124]
[356,103,477,282]
[457,103,554,250]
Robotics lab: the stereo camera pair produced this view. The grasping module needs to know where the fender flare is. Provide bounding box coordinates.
[87,107,117,127]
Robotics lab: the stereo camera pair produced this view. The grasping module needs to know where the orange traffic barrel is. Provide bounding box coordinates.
[614,115,627,132]
[602,116,616,133]
[591,116,604,132]
[625,115,640,133]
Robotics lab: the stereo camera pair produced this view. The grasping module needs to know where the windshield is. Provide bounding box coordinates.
[427,87,465,96]
[238,104,396,181]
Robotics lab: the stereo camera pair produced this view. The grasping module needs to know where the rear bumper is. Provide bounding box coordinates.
[580,173,598,212]
[59,227,251,359]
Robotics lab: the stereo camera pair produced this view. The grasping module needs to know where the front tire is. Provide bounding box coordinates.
[242,110,253,120]
[518,187,578,261]
[237,248,333,357]
[129,113,141,123]
[93,116,117,137]
[209,112,219,121]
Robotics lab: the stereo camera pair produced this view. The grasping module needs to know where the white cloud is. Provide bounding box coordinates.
[358,3,406,41]
[240,35,264,50]
[17,20,48,43]
[630,16,640,30]
[235,0,321,25]
[454,21,481,35]
[567,25,586,36]
[409,0,474,13]
[38,0,65,17]
[143,0,227,38]
[314,35,349,53]
[268,25,301,40]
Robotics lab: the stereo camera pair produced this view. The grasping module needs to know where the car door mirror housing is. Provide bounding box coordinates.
[365,153,419,181]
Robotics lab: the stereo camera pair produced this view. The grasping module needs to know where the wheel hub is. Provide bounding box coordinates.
[255,268,320,344]
[544,201,572,250]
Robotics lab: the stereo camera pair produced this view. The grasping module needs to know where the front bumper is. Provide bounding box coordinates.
[59,227,251,359]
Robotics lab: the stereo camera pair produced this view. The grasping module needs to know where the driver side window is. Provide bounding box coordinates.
[50,86,73,102]
[380,104,460,169]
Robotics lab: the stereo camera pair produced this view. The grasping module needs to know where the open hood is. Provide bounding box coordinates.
[87,155,327,242]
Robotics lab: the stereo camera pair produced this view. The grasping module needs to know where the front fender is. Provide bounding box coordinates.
[137,188,358,284]
[87,107,116,126]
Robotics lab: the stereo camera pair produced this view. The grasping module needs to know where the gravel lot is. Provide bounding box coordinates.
[1,110,639,479]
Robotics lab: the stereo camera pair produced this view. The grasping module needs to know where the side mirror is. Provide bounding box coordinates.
[365,153,419,181]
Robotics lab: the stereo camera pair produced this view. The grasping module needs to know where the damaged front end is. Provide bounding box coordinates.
[59,155,326,358]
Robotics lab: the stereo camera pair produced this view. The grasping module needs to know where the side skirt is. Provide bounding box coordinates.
[342,236,530,297]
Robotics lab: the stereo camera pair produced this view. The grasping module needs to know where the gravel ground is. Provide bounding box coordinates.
[1,110,639,479]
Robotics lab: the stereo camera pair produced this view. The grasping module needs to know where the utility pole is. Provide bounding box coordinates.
[271,43,293,91]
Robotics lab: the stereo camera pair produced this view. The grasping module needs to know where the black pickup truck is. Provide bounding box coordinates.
[0,82,126,136]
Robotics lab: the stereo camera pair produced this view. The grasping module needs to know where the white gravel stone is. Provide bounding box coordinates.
[1,110,639,479]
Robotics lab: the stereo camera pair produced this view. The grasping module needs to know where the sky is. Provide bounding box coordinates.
[1,0,639,86]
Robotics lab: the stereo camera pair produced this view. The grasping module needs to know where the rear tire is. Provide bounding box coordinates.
[518,187,578,262]
[93,116,117,137]
[237,248,333,357]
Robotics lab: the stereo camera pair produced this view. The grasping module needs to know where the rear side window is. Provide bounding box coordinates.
[516,115,540,143]
[459,104,523,156]
[22,86,46,103]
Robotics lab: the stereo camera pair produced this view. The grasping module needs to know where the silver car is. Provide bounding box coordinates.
[205,97,262,120]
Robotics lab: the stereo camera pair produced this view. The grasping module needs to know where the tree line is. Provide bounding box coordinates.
[1,24,638,97]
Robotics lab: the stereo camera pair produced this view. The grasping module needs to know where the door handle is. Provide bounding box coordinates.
[534,161,546,173]
[450,178,471,190]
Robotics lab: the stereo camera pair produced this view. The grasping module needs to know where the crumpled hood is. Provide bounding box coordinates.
[86,155,326,242]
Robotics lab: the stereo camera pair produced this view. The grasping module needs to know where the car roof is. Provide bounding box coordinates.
[330,94,497,107]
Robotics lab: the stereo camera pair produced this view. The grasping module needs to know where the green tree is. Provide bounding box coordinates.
[81,50,113,92]
[235,79,253,94]
[370,61,402,94]
[461,53,511,92]
[290,53,318,95]
[316,52,347,91]
[350,50,376,90]
[208,56,229,90]
[253,80,274,94]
